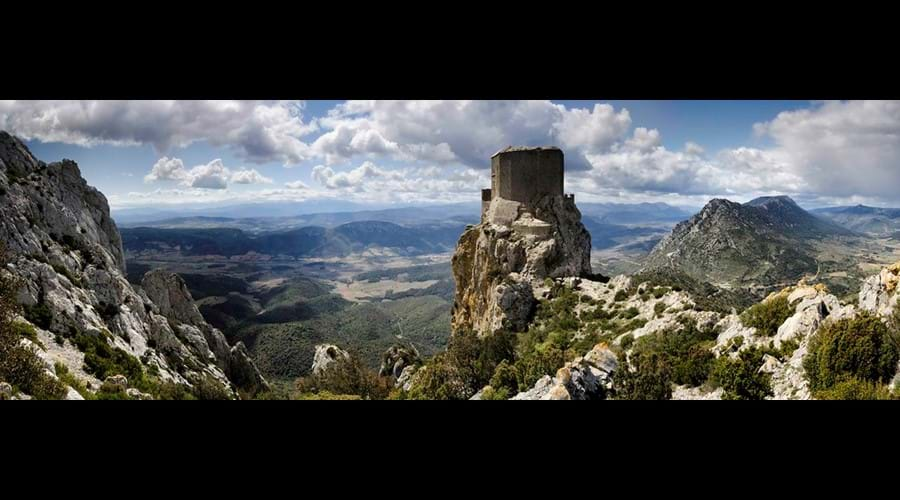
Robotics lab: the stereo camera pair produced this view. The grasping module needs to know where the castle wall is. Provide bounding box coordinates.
[491,147,564,206]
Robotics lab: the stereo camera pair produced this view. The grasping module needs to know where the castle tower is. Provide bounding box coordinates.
[481,146,568,220]
[491,146,564,204]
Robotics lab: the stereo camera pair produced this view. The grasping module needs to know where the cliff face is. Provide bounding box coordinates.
[0,131,267,398]
[451,193,592,336]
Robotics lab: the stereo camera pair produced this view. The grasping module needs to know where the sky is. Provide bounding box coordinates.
[4,100,900,212]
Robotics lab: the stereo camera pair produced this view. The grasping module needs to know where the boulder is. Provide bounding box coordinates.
[311,344,350,376]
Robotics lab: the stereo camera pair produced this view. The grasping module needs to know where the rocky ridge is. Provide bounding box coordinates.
[0,131,268,399]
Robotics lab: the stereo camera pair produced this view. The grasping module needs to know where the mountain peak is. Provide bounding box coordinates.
[745,195,798,208]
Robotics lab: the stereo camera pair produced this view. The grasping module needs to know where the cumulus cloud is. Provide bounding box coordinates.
[311,100,632,168]
[684,142,705,156]
[0,100,317,164]
[145,157,273,190]
[231,168,273,185]
[753,100,900,199]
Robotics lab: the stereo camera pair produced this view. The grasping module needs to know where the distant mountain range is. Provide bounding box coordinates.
[121,220,469,258]
[644,196,859,293]
[812,205,900,236]
[578,202,696,225]
[112,202,480,227]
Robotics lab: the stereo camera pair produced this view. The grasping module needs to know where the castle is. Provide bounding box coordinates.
[481,146,573,221]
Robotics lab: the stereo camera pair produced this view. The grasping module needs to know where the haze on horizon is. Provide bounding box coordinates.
[4,100,900,212]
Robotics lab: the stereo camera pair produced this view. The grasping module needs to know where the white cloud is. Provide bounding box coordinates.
[0,100,317,165]
[753,100,900,199]
[624,127,662,151]
[145,157,189,182]
[684,142,705,156]
[145,157,273,190]
[311,100,632,168]
[284,180,309,190]
[231,168,273,185]
[553,103,632,151]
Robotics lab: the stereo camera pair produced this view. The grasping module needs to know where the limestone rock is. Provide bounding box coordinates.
[125,388,154,400]
[395,365,418,391]
[312,344,350,376]
[64,387,84,400]
[511,344,618,400]
[379,344,421,378]
[0,132,268,399]
[859,261,900,317]
[0,382,12,400]
[672,386,723,400]
[451,193,591,337]
[105,374,129,389]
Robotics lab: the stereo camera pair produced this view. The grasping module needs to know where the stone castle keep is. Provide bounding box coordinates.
[481,146,573,229]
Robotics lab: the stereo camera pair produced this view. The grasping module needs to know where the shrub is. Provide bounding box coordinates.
[654,302,667,317]
[23,302,53,330]
[52,263,81,287]
[614,290,628,302]
[479,386,510,400]
[73,331,147,390]
[11,320,40,345]
[621,307,640,320]
[489,359,519,395]
[804,312,899,395]
[631,318,717,387]
[814,376,894,400]
[710,347,773,400]
[740,295,793,337]
[613,351,672,400]
[54,362,94,400]
[191,375,233,400]
[295,352,391,400]
[620,334,634,351]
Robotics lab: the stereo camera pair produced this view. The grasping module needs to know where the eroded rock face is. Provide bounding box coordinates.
[379,344,421,379]
[142,269,270,396]
[311,344,350,376]
[859,262,900,317]
[0,132,268,399]
[451,194,591,337]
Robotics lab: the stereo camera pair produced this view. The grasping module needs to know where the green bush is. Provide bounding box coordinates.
[654,302,667,317]
[52,263,81,288]
[631,318,717,387]
[614,290,628,302]
[740,295,793,337]
[295,352,391,400]
[613,351,672,400]
[487,359,517,394]
[479,386,510,400]
[23,302,53,330]
[710,347,773,400]
[814,376,894,400]
[11,320,40,345]
[620,334,634,351]
[621,307,640,320]
[54,362,94,400]
[804,312,899,396]
[73,331,147,390]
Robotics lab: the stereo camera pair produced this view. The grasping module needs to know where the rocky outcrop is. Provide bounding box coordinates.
[379,344,421,379]
[512,345,618,400]
[451,193,592,337]
[142,269,269,395]
[0,131,268,399]
[311,344,350,376]
[859,262,900,317]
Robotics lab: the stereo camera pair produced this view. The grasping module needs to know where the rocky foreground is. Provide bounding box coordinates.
[0,132,268,400]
